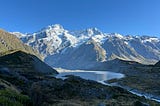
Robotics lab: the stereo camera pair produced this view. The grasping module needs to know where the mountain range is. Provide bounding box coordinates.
[0,25,160,105]
[12,24,160,70]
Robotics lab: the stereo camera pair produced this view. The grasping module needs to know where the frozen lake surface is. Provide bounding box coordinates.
[56,70,124,82]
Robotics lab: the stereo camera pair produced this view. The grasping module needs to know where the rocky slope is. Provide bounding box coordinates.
[0,51,58,105]
[0,51,58,93]
[0,29,41,59]
[12,24,160,69]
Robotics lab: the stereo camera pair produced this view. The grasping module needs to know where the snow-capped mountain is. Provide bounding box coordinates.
[12,24,160,69]
[13,24,78,58]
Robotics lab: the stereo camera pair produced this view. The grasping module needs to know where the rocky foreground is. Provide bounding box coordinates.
[0,51,159,106]
[106,60,160,103]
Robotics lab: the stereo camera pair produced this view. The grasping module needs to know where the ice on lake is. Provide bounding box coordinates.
[56,70,124,82]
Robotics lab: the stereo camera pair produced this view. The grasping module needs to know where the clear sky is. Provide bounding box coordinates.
[0,0,160,36]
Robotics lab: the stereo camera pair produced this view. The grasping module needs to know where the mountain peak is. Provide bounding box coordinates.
[109,33,124,39]
[49,24,64,30]
[86,27,102,35]
[39,24,64,33]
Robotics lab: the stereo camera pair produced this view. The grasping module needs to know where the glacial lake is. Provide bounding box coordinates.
[56,69,160,103]
[56,70,125,82]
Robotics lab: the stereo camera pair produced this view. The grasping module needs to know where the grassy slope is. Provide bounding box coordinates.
[0,29,41,59]
[0,79,31,106]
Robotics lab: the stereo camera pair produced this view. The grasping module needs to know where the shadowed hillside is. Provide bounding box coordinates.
[0,51,58,74]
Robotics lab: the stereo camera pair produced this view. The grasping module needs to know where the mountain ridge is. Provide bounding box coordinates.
[0,50,58,74]
[11,24,160,69]
[0,29,42,59]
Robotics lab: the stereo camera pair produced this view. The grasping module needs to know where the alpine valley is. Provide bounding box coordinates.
[0,24,160,106]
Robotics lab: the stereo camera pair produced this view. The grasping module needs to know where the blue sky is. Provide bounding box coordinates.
[0,0,160,36]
